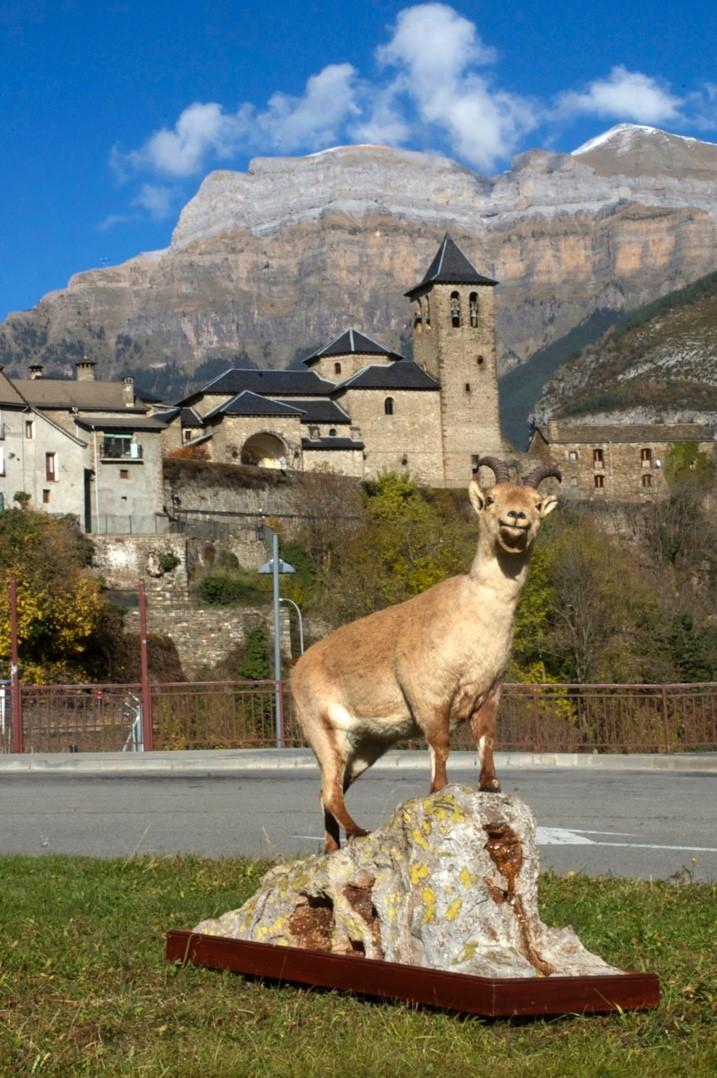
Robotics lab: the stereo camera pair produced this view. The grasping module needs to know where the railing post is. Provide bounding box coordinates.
[9,579,23,753]
[532,685,541,753]
[661,685,670,754]
[138,580,153,751]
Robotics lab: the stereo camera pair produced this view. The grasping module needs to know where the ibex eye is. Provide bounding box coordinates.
[536,501,542,511]
[485,495,494,507]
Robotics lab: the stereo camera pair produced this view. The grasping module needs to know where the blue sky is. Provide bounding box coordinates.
[1,0,716,320]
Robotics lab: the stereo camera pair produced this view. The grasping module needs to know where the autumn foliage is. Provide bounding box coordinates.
[0,509,105,682]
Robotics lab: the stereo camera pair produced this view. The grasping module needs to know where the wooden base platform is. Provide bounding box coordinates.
[166,930,660,1018]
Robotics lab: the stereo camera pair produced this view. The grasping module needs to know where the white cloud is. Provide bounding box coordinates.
[132,183,177,220]
[255,63,360,151]
[558,66,683,125]
[374,3,536,169]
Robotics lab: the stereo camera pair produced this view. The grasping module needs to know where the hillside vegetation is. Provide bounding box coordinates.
[537,269,717,422]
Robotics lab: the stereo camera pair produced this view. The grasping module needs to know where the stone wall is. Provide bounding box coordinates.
[92,533,189,593]
[124,599,293,676]
[341,386,444,485]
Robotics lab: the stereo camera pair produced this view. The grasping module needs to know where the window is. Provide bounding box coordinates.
[101,434,142,459]
[183,428,193,443]
[476,355,485,367]
[328,428,337,437]
[641,447,652,467]
[42,489,50,504]
[25,420,34,439]
[334,362,342,375]
[0,446,4,476]
[0,492,4,511]
[308,425,319,439]
[425,294,431,328]
[450,291,461,327]
[413,301,422,331]
[384,397,394,416]
[594,474,605,489]
[642,474,652,488]
[593,448,604,466]
[465,383,471,394]
[469,292,478,327]
[45,452,56,481]
[568,450,578,462]
[120,469,129,480]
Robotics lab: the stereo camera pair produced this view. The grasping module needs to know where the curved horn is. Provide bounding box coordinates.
[523,464,562,488]
[473,456,511,484]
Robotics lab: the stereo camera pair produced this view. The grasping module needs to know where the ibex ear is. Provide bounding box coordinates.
[540,495,558,517]
[468,480,485,515]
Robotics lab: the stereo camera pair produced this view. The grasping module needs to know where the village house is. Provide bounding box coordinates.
[0,359,167,532]
[527,418,716,501]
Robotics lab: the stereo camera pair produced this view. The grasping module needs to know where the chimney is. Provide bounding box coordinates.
[547,418,559,442]
[122,375,134,407]
[76,358,96,382]
[29,364,44,380]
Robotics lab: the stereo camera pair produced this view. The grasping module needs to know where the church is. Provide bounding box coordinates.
[164,235,506,489]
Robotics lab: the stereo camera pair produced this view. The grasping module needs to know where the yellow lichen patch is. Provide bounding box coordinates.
[412,827,429,850]
[459,866,477,888]
[458,941,478,963]
[422,793,466,825]
[421,819,432,836]
[271,915,289,933]
[421,887,436,924]
[410,862,430,885]
[446,898,462,921]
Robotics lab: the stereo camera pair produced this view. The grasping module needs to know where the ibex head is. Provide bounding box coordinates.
[469,457,561,556]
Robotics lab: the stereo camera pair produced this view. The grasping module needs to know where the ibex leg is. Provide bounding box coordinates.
[470,691,501,792]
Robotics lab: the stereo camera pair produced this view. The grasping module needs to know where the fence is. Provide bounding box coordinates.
[2,679,716,754]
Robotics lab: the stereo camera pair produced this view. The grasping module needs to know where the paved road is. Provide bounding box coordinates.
[1,767,715,880]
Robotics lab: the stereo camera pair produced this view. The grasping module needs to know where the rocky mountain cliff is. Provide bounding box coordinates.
[2,126,717,402]
[534,269,717,427]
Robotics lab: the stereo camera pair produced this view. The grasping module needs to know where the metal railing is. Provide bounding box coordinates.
[2,679,717,754]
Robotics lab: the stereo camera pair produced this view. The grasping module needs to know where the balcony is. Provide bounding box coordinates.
[100,439,143,461]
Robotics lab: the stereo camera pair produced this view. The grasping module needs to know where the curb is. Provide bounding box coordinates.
[1,748,716,775]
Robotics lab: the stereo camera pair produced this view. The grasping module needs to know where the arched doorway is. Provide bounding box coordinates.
[240,432,287,469]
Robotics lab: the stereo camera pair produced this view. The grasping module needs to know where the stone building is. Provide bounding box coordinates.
[528,419,716,501]
[0,360,167,532]
[166,235,506,488]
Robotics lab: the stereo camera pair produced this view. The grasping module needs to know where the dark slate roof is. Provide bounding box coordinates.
[338,362,440,391]
[180,406,204,427]
[405,233,497,297]
[206,390,305,420]
[302,437,365,450]
[273,398,351,424]
[191,368,336,399]
[75,414,167,432]
[303,328,402,365]
[152,407,180,424]
[550,422,715,444]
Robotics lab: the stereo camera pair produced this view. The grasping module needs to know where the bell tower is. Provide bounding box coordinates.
[406,234,503,487]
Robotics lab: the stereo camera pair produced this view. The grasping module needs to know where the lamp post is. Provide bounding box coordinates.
[280,596,304,655]
[258,531,296,748]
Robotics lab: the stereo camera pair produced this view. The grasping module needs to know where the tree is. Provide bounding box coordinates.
[0,509,105,682]
[240,627,271,680]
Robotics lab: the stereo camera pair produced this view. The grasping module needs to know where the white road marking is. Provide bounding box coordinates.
[536,826,717,854]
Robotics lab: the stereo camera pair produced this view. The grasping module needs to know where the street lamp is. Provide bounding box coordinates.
[258,531,296,748]
[280,596,304,656]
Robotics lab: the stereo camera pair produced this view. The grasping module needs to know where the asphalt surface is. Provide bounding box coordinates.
[2,766,716,880]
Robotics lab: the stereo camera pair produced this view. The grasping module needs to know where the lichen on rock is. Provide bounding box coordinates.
[195,786,622,979]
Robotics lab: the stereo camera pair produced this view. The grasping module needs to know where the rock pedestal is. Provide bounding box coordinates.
[196,787,621,979]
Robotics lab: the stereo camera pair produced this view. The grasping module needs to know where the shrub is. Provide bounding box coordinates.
[198,569,270,606]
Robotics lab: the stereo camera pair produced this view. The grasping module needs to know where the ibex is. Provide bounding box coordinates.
[291,458,561,852]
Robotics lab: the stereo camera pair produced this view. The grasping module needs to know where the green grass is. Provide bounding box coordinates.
[1,856,715,1076]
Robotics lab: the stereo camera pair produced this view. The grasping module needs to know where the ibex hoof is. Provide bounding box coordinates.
[479,778,501,793]
[347,827,370,842]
